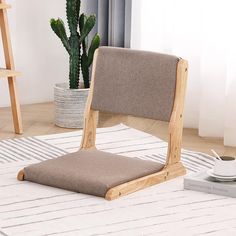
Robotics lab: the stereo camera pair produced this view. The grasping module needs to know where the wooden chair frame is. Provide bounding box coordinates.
[80,49,188,200]
[18,49,188,201]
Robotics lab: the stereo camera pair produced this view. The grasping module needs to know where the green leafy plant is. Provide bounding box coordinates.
[50,0,100,89]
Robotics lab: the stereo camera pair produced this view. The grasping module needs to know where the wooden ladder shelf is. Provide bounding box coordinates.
[0,0,22,134]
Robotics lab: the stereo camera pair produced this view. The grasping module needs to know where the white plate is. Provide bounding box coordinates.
[207,169,236,182]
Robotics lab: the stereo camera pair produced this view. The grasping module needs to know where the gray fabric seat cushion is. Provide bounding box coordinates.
[24,149,164,197]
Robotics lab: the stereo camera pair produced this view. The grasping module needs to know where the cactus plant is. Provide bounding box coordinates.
[50,0,100,89]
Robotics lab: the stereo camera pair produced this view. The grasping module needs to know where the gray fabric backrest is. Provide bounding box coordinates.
[91,47,179,121]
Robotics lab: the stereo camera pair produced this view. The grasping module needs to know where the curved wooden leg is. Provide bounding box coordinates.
[105,162,186,201]
[17,169,25,181]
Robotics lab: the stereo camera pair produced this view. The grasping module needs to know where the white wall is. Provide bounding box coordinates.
[0,0,93,107]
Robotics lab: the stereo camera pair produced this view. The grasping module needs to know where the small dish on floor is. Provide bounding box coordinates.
[207,169,236,182]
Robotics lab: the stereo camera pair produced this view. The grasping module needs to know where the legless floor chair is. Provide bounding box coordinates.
[17,47,188,200]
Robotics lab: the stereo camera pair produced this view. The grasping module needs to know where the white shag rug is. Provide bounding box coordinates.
[1,124,236,236]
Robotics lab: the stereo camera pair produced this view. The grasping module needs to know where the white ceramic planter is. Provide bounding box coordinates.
[54,83,89,128]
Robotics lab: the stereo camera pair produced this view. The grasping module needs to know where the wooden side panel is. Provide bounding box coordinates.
[166,59,188,165]
[80,50,99,149]
[105,162,186,200]
[0,0,23,134]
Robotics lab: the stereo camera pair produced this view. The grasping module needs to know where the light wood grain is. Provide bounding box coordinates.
[0,0,23,134]
[167,59,188,165]
[17,169,24,181]
[0,3,10,9]
[80,50,99,149]
[105,162,186,200]
[0,68,21,77]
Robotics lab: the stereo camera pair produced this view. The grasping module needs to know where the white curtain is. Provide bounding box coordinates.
[131,0,236,147]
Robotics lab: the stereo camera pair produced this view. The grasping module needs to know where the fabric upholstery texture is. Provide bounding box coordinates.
[24,149,164,197]
[91,47,179,121]
[22,48,179,197]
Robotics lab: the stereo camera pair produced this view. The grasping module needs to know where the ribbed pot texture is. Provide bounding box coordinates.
[54,83,89,128]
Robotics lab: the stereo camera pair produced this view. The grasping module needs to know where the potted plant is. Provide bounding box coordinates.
[50,0,100,128]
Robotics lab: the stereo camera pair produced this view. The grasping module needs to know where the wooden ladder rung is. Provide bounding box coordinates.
[0,69,20,77]
[0,3,11,9]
